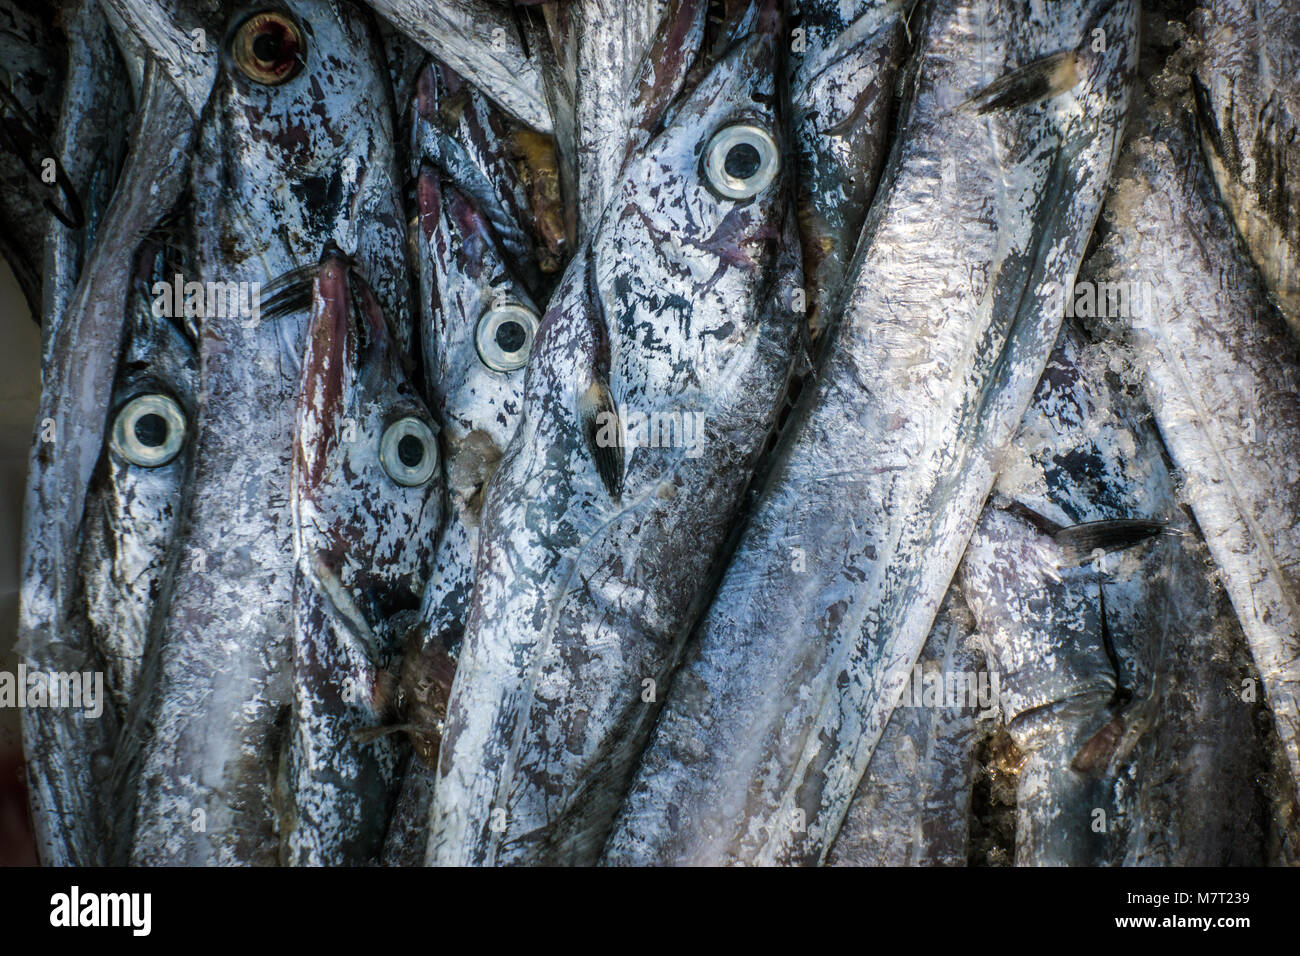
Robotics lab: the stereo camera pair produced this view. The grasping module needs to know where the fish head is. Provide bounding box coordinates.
[416,166,538,519]
[294,244,443,615]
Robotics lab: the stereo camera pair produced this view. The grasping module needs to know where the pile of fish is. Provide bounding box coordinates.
[5,0,1298,866]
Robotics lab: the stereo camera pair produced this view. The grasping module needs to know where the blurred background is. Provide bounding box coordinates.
[0,259,40,865]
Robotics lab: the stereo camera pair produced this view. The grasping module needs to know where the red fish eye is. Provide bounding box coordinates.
[230,11,304,86]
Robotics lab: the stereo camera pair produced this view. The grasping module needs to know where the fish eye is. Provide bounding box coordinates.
[111,394,187,468]
[475,303,539,373]
[380,417,438,487]
[229,11,305,86]
[703,124,779,200]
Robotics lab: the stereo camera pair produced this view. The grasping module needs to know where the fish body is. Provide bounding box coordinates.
[827,583,985,866]
[19,63,193,867]
[429,0,802,866]
[789,0,909,340]
[1191,0,1300,335]
[605,0,1138,866]
[120,0,411,865]
[1081,75,1300,799]
[280,250,443,866]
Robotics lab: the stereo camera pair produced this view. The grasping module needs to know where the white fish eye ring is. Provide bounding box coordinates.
[380,416,439,487]
[111,394,187,468]
[704,124,779,200]
[476,303,539,373]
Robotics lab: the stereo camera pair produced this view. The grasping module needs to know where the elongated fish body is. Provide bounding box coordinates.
[606,0,1138,867]
[19,63,193,867]
[367,0,552,134]
[381,170,540,865]
[1191,0,1300,335]
[1080,82,1300,799]
[122,0,411,865]
[429,0,800,866]
[412,60,565,290]
[957,322,1165,866]
[79,252,198,724]
[789,0,908,340]
[281,251,442,866]
[827,583,985,866]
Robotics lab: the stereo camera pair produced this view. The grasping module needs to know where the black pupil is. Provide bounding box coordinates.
[725,142,762,180]
[252,31,281,62]
[397,434,424,469]
[495,320,527,354]
[134,413,168,448]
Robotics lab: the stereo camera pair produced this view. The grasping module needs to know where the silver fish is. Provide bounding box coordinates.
[279,248,443,866]
[79,245,198,724]
[118,0,411,865]
[367,0,553,134]
[99,0,223,118]
[428,0,801,866]
[1191,0,1300,335]
[827,582,986,867]
[19,62,193,867]
[788,0,909,340]
[1081,72,1300,799]
[605,0,1138,866]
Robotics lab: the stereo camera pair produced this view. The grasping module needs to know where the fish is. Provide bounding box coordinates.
[1078,61,1300,802]
[605,0,1138,866]
[39,0,133,335]
[380,167,543,866]
[279,247,443,866]
[367,0,553,134]
[78,241,198,725]
[115,0,412,865]
[539,0,702,240]
[99,0,224,118]
[427,0,802,866]
[19,61,194,867]
[1190,0,1300,336]
[788,0,910,341]
[827,582,986,867]
[411,58,568,289]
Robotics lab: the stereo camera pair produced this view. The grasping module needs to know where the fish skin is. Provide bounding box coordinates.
[541,0,703,241]
[1190,0,1300,336]
[605,0,1138,866]
[382,98,548,867]
[788,0,909,341]
[428,0,802,866]
[412,59,561,292]
[99,0,223,118]
[827,582,985,867]
[19,62,193,867]
[118,0,411,865]
[1080,76,1300,800]
[280,250,443,866]
[958,320,1164,866]
[367,0,553,134]
[79,257,198,724]
[40,0,133,337]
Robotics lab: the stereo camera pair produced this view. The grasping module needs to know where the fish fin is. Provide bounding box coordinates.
[1053,518,1164,563]
[262,263,319,320]
[958,50,1079,115]
[578,380,624,500]
[1001,500,1066,538]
